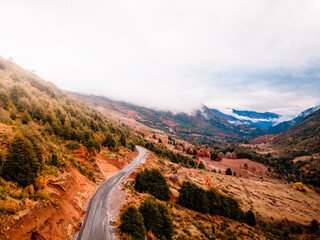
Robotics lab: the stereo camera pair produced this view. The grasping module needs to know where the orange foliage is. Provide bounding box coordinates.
[147,231,157,240]
[204,175,212,184]
[72,144,91,160]
[26,185,35,198]
[170,194,177,204]
[197,150,205,157]
[36,176,47,189]
[176,145,184,152]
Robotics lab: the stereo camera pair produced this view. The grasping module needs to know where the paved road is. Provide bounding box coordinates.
[76,146,147,240]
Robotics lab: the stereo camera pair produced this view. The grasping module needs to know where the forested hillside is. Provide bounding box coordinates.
[274,108,320,154]
[69,93,265,146]
[0,57,134,228]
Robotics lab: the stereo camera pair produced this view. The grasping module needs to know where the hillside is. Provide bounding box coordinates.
[274,108,320,154]
[0,57,139,239]
[120,150,320,240]
[267,105,320,134]
[69,93,265,146]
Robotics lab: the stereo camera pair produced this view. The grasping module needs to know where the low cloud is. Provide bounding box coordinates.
[0,0,320,117]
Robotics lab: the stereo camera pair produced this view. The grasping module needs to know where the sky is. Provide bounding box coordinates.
[1,0,320,119]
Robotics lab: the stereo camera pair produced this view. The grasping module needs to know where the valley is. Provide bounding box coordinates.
[0,57,319,239]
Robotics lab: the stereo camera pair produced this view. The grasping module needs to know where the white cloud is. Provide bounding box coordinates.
[0,0,320,116]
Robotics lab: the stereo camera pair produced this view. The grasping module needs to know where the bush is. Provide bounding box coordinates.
[198,162,205,169]
[66,141,81,150]
[135,168,171,201]
[245,210,256,226]
[139,197,173,240]
[49,153,60,168]
[34,189,50,201]
[120,206,146,240]
[226,168,232,175]
[310,219,319,232]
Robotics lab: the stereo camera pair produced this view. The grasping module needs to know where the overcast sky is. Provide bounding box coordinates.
[1,0,320,118]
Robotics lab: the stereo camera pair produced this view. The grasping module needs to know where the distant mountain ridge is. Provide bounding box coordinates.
[232,110,280,119]
[210,109,280,130]
[267,105,320,134]
[274,107,320,154]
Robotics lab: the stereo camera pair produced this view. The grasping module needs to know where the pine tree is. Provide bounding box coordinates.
[120,206,146,240]
[226,168,232,175]
[2,133,40,187]
[245,210,256,226]
[119,132,126,147]
[139,198,173,240]
[135,168,171,201]
[102,133,116,150]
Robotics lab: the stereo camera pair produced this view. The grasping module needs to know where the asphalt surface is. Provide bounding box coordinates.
[76,146,147,240]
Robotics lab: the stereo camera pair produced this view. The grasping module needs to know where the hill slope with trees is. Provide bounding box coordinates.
[274,108,320,154]
[69,93,265,146]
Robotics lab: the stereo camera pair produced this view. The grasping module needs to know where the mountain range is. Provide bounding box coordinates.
[211,109,281,129]
[68,93,265,145]
[211,106,320,134]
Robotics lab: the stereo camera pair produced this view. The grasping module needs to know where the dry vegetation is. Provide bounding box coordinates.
[120,150,320,239]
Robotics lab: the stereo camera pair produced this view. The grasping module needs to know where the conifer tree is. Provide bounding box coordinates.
[245,210,256,226]
[2,133,40,187]
[120,206,146,240]
[139,197,173,240]
[102,133,116,150]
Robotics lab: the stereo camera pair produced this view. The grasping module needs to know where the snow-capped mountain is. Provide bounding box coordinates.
[210,109,281,130]
[267,105,320,134]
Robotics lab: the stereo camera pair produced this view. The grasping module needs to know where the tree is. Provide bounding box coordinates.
[2,133,40,187]
[119,132,126,147]
[245,210,256,226]
[226,168,232,175]
[0,151,4,167]
[178,181,209,214]
[139,198,173,240]
[120,206,146,240]
[49,153,60,168]
[135,168,171,201]
[198,162,205,169]
[102,133,116,150]
[22,111,32,124]
[310,219,319,232]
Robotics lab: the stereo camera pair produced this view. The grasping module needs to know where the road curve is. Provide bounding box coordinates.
[76,146,147,240]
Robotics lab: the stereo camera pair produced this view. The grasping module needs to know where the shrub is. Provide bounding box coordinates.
[226,168,232,175]
[120,206,146,240]
[135,168,171,201]
[245,210,256,226]
[66,141,81,150]
[139,197,173,240]
[310,219,319,232]
[49,153,60,168]
[198,162,205,169]
[34,189,50,201]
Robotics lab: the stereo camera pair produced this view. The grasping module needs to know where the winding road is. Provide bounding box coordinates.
[76,146,147,240]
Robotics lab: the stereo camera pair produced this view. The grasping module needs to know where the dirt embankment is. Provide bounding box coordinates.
[1,150,138,240]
